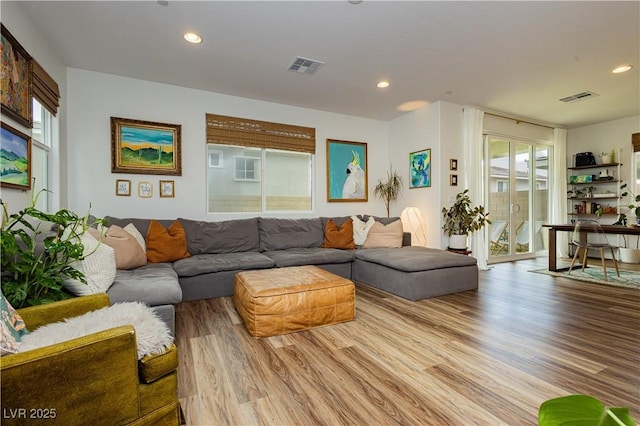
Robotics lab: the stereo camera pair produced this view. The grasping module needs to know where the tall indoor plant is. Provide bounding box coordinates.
[441,189,491,249]
[373,164,403,217]
[1,191,100,308]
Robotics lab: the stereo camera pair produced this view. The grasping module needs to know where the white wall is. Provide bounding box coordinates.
[388,101,465,248]
[66,68,391,220]
[0,2,67,212]
[567,115,640,183]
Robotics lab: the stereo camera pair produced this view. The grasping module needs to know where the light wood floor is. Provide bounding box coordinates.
[175,258,640,425]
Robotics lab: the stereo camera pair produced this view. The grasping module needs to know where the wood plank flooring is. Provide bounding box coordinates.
[175,258,640,425]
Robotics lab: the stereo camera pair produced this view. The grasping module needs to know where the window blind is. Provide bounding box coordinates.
[206,113,315,154]
[633,133,640,152]
[32,60,60,116]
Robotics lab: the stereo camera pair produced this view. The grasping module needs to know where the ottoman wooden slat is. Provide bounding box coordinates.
[233,265,355,337]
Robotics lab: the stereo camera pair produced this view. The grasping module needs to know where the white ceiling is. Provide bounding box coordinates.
[16,1,640,128]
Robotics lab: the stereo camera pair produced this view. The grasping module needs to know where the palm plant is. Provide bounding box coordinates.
[373,164,403,217]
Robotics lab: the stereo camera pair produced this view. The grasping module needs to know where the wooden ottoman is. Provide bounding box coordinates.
[233,265,355,337]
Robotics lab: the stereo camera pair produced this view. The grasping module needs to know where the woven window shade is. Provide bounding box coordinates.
[633,133,640,152]
[206,113,315,153]
[32,60,60,116]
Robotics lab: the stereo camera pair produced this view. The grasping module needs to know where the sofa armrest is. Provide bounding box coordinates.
[17,294,111,330]
[1,325,141,425]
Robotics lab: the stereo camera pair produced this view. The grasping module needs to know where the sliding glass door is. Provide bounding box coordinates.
[486,136,551,262]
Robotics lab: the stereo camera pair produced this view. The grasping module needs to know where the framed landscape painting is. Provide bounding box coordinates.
[1,24,33,128]
[111,117,182,175]
[1,122,31,189]
[326,139,368,202]
[409,148,431,188]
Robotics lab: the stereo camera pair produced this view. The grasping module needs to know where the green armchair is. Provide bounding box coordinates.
[1,294,181,425]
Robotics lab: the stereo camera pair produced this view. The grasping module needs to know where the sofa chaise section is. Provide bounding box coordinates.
[353,246,478,300]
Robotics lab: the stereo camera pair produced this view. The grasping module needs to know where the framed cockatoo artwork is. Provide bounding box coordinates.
[326,139,368,202]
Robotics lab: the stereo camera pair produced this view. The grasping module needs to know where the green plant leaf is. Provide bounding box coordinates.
[539,395,636,426]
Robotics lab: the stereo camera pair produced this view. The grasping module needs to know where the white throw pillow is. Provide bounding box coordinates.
[63,232,116,296]
[351,215,375,246]
[124,223,146,252]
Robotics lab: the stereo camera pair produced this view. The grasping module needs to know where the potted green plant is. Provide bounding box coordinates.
[539,394,635,426]
[614,182,640,226]
[1,191,101,308]
[373,164,403,218]
[441,189,491,249]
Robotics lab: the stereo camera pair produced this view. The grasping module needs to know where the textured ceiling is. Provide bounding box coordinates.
[16,1,640,128]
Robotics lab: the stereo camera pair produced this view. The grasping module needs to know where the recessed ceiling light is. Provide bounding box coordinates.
[612,65,633,74]
[377,81,390,88]
[349,0,363,4]
[184,32,202,44]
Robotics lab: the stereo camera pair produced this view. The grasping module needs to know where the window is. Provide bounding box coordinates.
[31,99,53,211]
[208,150,223,168]
[497,180,509,192]
[235,155,260,181]
[207,145,313,213]
[205,113,316,214]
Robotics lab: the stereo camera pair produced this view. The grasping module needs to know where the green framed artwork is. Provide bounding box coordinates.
[409,148,431,188]
[326,139,368,202]
[111,117,182,176]
[1,122,31,190]
[1,24,33,128]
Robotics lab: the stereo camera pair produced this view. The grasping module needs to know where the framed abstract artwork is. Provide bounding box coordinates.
[409,148,431,188]
[0,122,31,189]
[138,181,153,198]
[115,179,131,196]
[326,139,368,202]
[159,180,175,198]
[111,117,182,175]
[1,24,33,128]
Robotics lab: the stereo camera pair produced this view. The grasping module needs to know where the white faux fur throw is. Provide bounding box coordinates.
[19,302,173,359]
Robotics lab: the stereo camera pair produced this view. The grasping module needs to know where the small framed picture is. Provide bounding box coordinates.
[450,158,458,171]
[159,180,175,198]
[138,181,153,198]
[450,174,458,186]
[115,179,131,196]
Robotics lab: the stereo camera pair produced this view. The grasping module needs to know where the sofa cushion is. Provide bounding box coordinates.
[258,218,323,251]
[87,225,147,270]
[146,220,191,263]
[173,252,275,277]
[363,219,403,248]
[63,232,117,296]
[264,248,355,268]
[355,246,477,272]
[108,263,183,306]
[322,219,356,249]
[178,217,260,255]
[351,215,376,245]
[104,217,175,237]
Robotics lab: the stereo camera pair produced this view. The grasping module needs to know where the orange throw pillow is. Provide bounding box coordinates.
[322,219,356,249]
[146,220,191,263]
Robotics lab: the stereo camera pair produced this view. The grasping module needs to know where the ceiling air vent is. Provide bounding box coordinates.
[287,56,325,75]
[559,91,599,103]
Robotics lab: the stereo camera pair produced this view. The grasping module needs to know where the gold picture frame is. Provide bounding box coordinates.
[115,179,131,196]
[1,24,33,128]
[111,117,182,176]
[0,122,31,189]
[326,139,368,202]
[138,181,153,198]
[159,180,175,198]
[450,174,458,186]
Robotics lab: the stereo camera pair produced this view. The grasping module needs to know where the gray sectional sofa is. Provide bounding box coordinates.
[103,215,478,334]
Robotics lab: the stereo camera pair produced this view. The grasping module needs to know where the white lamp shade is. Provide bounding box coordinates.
[400,207,427,247]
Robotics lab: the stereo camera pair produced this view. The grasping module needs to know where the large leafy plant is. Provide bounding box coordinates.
[613,182,640,226]
[539,394,636,426]
[441,189,491,236]
[1,192,101,308]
